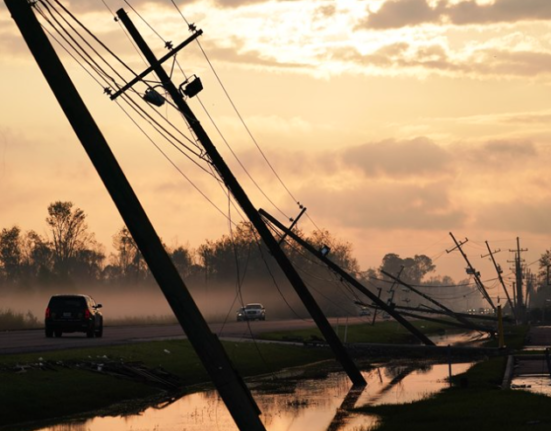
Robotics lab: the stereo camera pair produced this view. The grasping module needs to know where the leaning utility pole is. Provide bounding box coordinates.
[448,233,496,311]
[510,237,527,323]
[483,241,516,321]
[5,1,265,429]
[115,9,365,386]
[259,209,435,345]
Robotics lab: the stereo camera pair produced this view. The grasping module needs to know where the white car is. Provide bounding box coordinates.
[237,303,266,321]
[359,306,371,316]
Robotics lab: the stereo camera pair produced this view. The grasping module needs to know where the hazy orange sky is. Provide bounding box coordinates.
[1,0,550,290]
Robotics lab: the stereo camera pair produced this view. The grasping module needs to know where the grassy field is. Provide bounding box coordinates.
[357,356,551,431]
[356,324,551,431]
[0,321,544,431]
[0,339,333,429]
[261,319,461,344]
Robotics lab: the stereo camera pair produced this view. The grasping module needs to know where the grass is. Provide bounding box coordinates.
[356,324,551,431]
[0,309,40,331]
[261,320,456,344]
[104,314,178,326]
[0,321,542,430]
[1,370,156,429]
[357,357,551,431]
[0,339,333,429]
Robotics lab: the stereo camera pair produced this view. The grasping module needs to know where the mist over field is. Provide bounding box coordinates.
[0,279,321,327]
[3,201,549,332]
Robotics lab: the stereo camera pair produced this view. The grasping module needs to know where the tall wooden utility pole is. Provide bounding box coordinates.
[447,233,496,311]
[5,1,265,429]
[483,241,516,321]
[115,9,365,387]
[259,209,435,345]
[510,237,527,324]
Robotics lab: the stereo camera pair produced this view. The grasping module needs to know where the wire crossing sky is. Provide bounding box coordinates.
[1,0,550,283]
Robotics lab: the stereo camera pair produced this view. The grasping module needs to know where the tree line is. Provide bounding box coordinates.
[0,201,369,294]
[2,201,550,316]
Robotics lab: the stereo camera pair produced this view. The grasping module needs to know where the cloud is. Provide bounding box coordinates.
[325,41,551,79]
[476,199,551,234]
[502,112,551,124]
[364,0,444,29]
[360,0,551,30]
[302,180,467,230]
[455,139,539,169]
[211,0,271,7]
[341,137,453,179]
[447,0,551,26]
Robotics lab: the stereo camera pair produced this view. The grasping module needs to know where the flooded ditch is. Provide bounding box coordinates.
[32,361,474,431]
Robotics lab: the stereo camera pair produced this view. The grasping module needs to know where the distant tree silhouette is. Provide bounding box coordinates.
[109,226,149,284]
[46,201,95,278]
[0,226,23,285]
[170,246,193,279]
[378,253,435,285]
[22,230,53,286]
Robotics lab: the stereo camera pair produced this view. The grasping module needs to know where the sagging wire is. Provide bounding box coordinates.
[121,0,291,222]
[169,0,308,222]
[35,0,242,228]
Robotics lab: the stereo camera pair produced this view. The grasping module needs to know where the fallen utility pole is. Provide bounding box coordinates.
[115,9,365,387]
[384,309,477,330]
[381,270,494,333]
[483,241,516,321]
[357,301,478,329]
[5,1,265,429]
[379,303,510,323]
[448,233,496,311]
[259,208,435,346]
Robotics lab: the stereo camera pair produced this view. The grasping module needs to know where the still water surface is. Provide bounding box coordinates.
[36,362,473,431]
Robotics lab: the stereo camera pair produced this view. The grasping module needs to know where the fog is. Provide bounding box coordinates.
[1,257,486,329]
[0,279,332,327]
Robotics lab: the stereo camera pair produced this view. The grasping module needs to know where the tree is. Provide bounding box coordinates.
[530,250,551,310]
[22,230,53,284]
[46,201,92,276]
[0,226,23,284]
[196,222,266,283]
[379,253,435,285]
[304,229,360,276]
[538,250,551,284]
[111,226,149,283]
[72,247,105,282]
[170,246,193,279]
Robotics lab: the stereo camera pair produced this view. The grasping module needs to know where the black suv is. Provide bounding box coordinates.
[45,294,103,338]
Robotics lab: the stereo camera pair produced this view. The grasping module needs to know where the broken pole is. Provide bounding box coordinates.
[5,1,265,429]
[381,270,494,333]
[115,8,366,387]
[449,232,496,311]
[259,208,435,346]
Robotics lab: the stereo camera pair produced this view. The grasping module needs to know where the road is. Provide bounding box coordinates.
[0,317,368,355]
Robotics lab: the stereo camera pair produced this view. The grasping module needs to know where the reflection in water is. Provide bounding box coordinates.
[511,376,551,397]
[33,362,473,431]
[326,384,365,431]
[430,331,489,346]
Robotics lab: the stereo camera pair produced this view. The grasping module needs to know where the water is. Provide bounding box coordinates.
[511,376,551,397]
[430,330,489,346]
[34,362,473,431]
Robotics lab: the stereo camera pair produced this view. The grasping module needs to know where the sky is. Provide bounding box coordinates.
[1,0,551,291]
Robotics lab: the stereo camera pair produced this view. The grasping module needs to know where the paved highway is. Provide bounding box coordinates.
[0,317,368,355]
